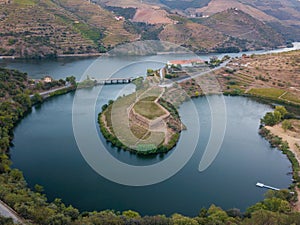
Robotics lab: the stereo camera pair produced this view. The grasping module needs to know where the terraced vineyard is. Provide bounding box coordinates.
[0,0,99,57]
[215,50,300,105]
[0,0,137,58]
[53,0,137,46]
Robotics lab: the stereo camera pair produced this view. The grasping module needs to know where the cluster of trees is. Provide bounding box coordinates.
[0,68,27,97]
[158,98,180,119]
[261,106,291,126]
[77,76,96,89]
[123,21,163,41]
[105,6,137,20]
[215,46,240,53]
[33,79,66,91]
[2,162,300,225]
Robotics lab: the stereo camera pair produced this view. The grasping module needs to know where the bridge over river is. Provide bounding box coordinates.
[94,77,134,85]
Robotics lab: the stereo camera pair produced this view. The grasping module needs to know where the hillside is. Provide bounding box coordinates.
[200,8,285,50]
[0,0,295,58]
[158,19,226,52]
[0,0,137,58]
[158,8,287,53]
[97,0,288,52]
[188,0,300,41]
[52,0,137,46]
[0,0,94,58]
[215,50,300,104]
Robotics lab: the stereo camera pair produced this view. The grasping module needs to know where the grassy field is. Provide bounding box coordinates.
[282,92,300,104]
[130,122,150,140]
[134,101,166,120]
[103,89,165,151]
[13,0,37,6]
[216,50,300,103]
[248,88,286,98]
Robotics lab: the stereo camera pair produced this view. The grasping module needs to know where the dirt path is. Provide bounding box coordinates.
[265,124,300,210]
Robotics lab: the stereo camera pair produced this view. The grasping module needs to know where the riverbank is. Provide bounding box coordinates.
[1,42,299,61]
[264,122,300,210]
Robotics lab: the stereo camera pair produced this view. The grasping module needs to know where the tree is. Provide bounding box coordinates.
[122,210,141,219]
[46,213,71,225]
[207,205,230,224]
[13,93,31,109]
[263,198,291,213]
[31,93,43,104]
[261,106,288,126]
[243,210,285,225]
[66,76,76,86]
[265,189,293,202]
[171,214,198,225]
[273,111,282,124]
[34,184,44,193]
[147,69,154,76]
[101,104,108,111]
[0,216,14,225]
[63,206,79,220]
[274,106,287,119]
[282,120,292,131]
[261,112,277,126]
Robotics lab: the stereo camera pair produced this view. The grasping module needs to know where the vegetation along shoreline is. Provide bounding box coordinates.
[0,49,300,224]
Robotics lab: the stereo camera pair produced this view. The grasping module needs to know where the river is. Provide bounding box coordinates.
[4,43,300,216]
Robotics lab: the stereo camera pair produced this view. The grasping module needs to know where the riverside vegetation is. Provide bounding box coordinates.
[260,106,300,198]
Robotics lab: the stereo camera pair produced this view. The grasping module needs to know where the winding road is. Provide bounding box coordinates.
[30,84,71,99]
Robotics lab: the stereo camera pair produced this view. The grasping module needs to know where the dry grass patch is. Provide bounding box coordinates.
[281,92,300,104]
[134,100,166,120]
[248,88,285,98]
[129,122,151,140]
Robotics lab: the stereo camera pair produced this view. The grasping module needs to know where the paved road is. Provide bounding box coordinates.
[177,61,229,83]
[0,200,25,224]
[159,60,229,87]
[30,85,71,99]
